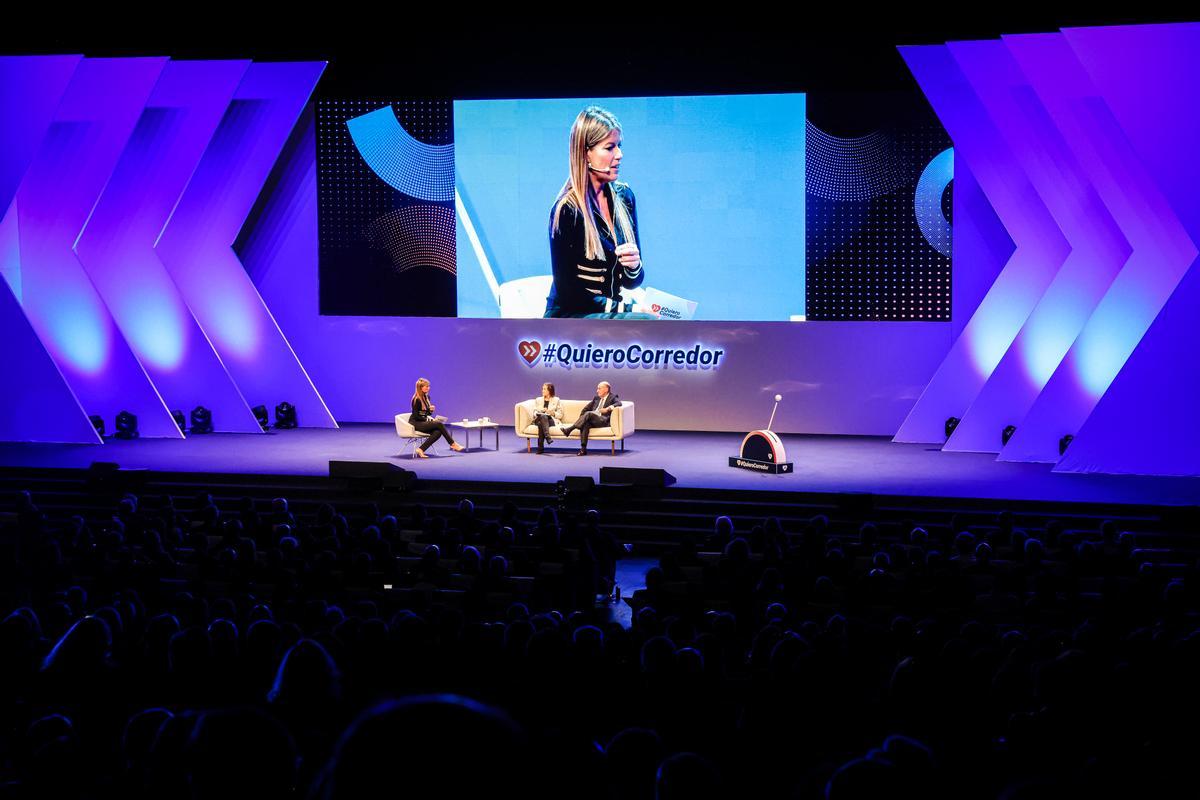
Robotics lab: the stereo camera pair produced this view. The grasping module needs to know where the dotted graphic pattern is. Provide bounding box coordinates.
[915,147,954,259]
[346,106,454,202]
[806,114,953,321]
[806,122,917,201]
[317,99,456,316]
[365,205,456,276]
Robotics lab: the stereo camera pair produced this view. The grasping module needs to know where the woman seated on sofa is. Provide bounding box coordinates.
[530,382,563,454]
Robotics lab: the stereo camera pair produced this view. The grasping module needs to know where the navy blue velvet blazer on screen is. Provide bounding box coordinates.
[544,182,645,318]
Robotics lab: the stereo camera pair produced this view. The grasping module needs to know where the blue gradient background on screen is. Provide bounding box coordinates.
[454,94,806,320]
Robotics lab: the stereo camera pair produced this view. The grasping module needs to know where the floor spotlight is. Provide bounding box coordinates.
[1001,425,1016,445]
[190,406,213,434]
[171,410,186,433]
[89,415,105,438]
[274,401,297,429]
[115,411,139,440]
[944,416,960,438]
[1059,434,1074,456]
[252,405,270,431]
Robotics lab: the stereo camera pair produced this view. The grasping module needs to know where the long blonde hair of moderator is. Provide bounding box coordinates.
[551,106,636,261]
[412,378,431,410]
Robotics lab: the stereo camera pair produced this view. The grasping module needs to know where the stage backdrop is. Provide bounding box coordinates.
[252,103,967,435]
[0,63,966,441]
[7,36,1197,475]
[896,23,1200,476]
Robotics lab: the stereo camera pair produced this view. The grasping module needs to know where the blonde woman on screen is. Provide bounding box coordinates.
[545,105,657,319]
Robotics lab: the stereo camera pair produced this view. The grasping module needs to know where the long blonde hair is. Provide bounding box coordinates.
[412,377,431,410]
[551,106,636,261]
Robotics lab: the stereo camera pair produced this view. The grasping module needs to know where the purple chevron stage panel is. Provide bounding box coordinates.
[1051,23,1200,476]
[12,57,181,439]
[75,59,264,434]
[155,61,337,433]
[2,56,336,443]
[999,32,1198,464]
[940,39,1128,454]
[0,55,82,301]
[0,279,98,444]
[899,22,1200,476]
[0,55,98,443]
[895,43,1069,445]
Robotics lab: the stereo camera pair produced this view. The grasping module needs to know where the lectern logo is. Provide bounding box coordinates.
[518,340,542,364]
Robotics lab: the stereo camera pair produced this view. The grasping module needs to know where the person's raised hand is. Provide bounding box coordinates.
[615,242,640,269]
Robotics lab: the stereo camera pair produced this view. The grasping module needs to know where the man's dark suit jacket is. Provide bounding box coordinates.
[579,393,621,420]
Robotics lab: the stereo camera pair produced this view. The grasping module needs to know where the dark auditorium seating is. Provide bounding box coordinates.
[1,470,1198,798]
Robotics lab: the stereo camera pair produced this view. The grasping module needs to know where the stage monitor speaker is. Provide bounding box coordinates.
[86,461,148,490]
[1163,505,1200,533]
[837,492,875,516]
[86,461,120,489]
[599,466,676,488]
[558,475,597,508]
[562,476,596,492]
[328,461,415,490]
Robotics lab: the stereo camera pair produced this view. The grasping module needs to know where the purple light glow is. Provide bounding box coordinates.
[904,23,1200,475]
[895,43,1067,444]
[944,37,1129,454]
[156,61,337,429]
[13,57,180,437]
[74,59,264,433]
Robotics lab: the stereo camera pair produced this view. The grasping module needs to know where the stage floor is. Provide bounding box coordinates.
[2,424,1198,507]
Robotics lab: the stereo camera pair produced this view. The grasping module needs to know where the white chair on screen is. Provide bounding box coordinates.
[498,275,554,318]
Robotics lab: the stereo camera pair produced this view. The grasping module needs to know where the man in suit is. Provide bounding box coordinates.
[559,381,621,455]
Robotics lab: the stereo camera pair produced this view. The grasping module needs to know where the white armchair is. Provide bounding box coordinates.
[513,399,635,454]
[394,413,439,458]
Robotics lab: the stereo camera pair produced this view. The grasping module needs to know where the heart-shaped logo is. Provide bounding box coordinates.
[651,303,662,313]
[518,340,541,364]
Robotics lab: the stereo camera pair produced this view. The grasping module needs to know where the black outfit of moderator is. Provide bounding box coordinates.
[411,396,455,451]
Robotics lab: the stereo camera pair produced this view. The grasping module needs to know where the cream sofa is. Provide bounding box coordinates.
[514,399,635,453]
